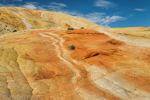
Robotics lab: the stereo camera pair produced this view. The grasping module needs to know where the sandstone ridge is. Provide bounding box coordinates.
[0,7,101,35]
[0,7,150,100]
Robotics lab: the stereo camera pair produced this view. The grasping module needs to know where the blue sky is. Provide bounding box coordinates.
[0,0,149,28]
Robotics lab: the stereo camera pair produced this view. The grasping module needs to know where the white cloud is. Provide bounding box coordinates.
[61,11,127,28]
[134,8,146,11]
[22,2,37,9]
[129,15,133,17]
[13,0,22,2]
[2,0,10,3]
[94,0,117,9]
[43,2,67,11]
[0,3,5,7]
[50,2,67,7]
[60,10,84,17]
[19,2,46,10]
[85,12,106,22]
[2,0,22,3]
[37,6,47,11]
[0,1,66,11]
[0,3,15,7]
[83,13,126,28]
[0,1,126,28]
[103,16,126,23]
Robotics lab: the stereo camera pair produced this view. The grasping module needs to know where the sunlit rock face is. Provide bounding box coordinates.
[0,7,102,36]
[0,7,150,100]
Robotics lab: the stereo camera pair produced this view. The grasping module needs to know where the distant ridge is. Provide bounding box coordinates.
[0,7,150,38]
[0,7,102,35]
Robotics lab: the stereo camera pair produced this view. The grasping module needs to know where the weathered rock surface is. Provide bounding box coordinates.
[105,27,150,38]
[0,29,150,100]
[0,7,102,36]
[0,7,150,100]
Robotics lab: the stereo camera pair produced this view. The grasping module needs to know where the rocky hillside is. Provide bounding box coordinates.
[0,7,150,100]
[0,7,101,35]
[105,27,150,38]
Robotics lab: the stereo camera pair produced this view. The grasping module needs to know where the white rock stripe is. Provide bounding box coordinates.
[39,32,107,100]
[9,10,32,29]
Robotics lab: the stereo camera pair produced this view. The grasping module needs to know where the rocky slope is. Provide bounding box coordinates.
[0,7,150,100]
[105,27,150,38]
[0,7,101,35]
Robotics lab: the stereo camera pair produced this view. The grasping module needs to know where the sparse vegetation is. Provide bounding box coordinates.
[68,45,75,50]
[80,27,84,29]
[67,28,74,30]
[12,29,17,32]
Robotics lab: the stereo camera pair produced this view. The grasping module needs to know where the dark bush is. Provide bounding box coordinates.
[80,27,84,29]
[12,29,17,32]
[68,45,75,50]
[67,28,74,30]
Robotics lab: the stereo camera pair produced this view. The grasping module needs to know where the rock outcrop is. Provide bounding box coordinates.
[0,29,150,100]
[0,7,102,35]
[0,7,150,100]
[105,27,150,38]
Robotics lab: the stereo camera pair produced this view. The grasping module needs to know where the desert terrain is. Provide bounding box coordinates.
[0,7,150,100]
